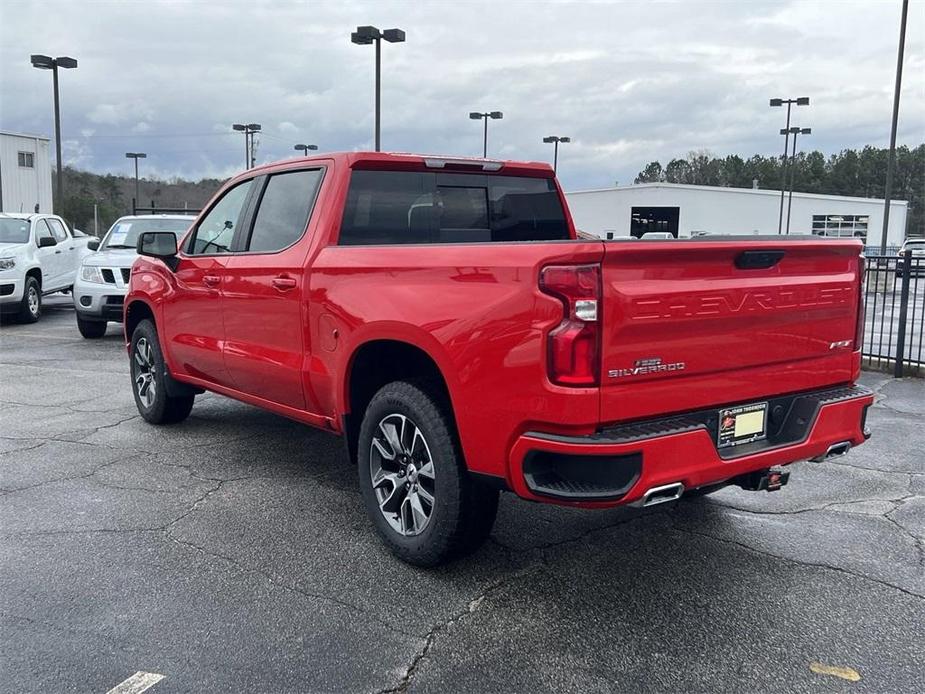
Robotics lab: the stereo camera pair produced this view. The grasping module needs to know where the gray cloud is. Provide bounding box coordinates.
[1,0,921,190]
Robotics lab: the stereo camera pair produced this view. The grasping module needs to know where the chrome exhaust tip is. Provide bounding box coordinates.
[810,441,852,462]
[634,482,685,507]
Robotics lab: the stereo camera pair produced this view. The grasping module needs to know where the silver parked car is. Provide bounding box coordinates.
[73,215,194,338]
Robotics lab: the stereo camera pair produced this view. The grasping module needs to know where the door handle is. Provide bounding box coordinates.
[272,275,297,291]
[203,275,221,287]
[54,250,62,254]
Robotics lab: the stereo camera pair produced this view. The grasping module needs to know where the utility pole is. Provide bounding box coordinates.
[881,0,908,254]
[232,123,261,169]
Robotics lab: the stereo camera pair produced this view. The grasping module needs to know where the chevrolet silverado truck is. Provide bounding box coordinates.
[0,213,93,322]
[124,152,874,566]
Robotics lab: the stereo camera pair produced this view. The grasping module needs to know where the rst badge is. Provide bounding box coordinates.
[608,357,685,379]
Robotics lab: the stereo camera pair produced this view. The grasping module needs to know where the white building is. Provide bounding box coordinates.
[566,182,909,247]
[0,131,53,215]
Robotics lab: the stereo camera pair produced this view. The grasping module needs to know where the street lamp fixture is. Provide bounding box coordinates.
[770,96,810,233]
[780,127,812,235]
[125,152,147,208]
[232,123,261,169]
[542,135,571,174]
[351,25,405,152]
[31,54,78,212]
[294,144,318,156]
[469,111,503,158]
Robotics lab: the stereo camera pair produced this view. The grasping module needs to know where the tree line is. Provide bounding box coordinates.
[55,167,223,234]
[634,145,923,236]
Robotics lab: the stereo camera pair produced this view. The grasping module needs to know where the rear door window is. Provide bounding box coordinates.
[338,171,568,245]
[46,218,69,242]
[245,169,323,253]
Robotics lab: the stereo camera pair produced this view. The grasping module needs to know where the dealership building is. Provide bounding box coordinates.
[0,130,53,215]
[565,182,909,247]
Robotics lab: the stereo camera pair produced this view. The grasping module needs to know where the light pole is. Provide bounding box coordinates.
[125,152,146,208]
[469,111,503,158]
[542,136,571,174]
[232,123,261,169]
[31,54,77,212]
[770,97,809,234]
[294,144,318,156]
[351,26,406,152]
[783,127,811,235]
[881,0,908,254]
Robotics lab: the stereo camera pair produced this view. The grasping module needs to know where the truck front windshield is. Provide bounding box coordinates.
[0,218,31,244]
[102,218,193,250]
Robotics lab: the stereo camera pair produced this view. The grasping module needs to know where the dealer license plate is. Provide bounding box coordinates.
[717,402,768,449]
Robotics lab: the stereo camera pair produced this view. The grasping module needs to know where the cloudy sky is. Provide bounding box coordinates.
[1,0,922,190]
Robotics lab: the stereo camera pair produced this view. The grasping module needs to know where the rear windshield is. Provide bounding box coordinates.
[338,170,569,245]
[102,218,193,250]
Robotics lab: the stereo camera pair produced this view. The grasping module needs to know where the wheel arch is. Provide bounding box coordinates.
[341,338,457,465]
[24,266,42,288]
[125,299,156,343]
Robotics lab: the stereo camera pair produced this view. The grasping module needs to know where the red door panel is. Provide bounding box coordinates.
[222,254,308,409]
[162,256,232,386]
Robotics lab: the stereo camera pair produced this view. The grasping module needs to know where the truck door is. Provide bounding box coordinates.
[45,218,78,287]
[162,179,255,387]
[33,220,63,289]
[221,167,325,410]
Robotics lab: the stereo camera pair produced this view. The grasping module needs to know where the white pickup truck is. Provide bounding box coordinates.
[0,213,94,323]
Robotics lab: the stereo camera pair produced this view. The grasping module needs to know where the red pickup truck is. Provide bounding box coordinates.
[125,152,873,566]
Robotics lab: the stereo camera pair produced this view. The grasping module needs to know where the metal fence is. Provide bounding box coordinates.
[862,255,924,377]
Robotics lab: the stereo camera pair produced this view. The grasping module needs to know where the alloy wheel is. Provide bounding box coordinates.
[27,286,39,316]
[369,413,436,536]
[133,337,157,408]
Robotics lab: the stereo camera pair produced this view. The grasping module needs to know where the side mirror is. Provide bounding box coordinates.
[87,238,100,251]
[137,231,179,265]
[38,236,57,248]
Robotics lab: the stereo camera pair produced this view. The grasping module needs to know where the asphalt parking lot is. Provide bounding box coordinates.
[2,296,924,694]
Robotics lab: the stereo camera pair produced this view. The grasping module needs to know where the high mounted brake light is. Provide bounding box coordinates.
[539,264,601,386]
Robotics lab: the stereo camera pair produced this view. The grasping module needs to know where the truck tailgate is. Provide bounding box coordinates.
[599,239,863,423]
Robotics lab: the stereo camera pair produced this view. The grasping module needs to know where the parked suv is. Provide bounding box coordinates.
[124,152,874,566]
[73,215,194,338]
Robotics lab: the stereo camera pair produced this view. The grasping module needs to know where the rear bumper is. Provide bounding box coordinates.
[507,384,873,507]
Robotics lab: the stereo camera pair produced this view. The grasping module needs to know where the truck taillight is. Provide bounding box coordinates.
[855,256,866,350]
[539,264,601,386]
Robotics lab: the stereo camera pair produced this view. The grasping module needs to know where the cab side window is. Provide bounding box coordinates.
[187,180,253,255]
[246,169,323,253]
[35,220,56,246]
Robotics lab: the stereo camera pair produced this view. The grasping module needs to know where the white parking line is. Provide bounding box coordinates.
[105,671,165,694]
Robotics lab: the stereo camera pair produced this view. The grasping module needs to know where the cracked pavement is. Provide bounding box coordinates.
[1,297,923,693]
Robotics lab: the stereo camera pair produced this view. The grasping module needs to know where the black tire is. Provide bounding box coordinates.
[18,276,41,323]
[129,319,194,425]
[76,314,107,339]
[358,381,499,567]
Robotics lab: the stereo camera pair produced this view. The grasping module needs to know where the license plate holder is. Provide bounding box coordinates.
[717,402,768,449]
